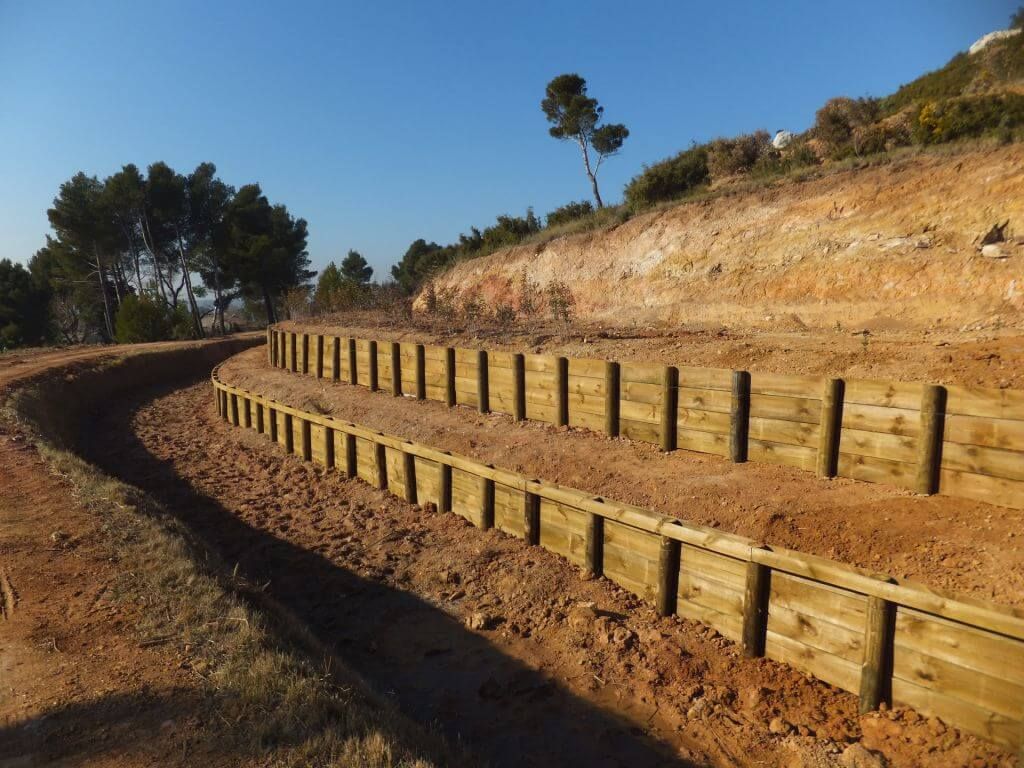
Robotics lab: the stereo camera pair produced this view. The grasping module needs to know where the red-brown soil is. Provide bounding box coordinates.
[219,346,1024,610]
[97,375,1015,767]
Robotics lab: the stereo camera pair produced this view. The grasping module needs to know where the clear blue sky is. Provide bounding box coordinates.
[0,1,1016,278]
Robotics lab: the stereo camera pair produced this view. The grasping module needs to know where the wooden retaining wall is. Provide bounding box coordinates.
[217,363,1024,755]
[266,328,1024,512]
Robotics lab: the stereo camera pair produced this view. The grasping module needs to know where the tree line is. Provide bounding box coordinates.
[0,162,312,348]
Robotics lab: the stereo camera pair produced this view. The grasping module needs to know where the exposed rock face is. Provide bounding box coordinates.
[418,145,1024,332]
[773,129,795,149]
[968,28,1021,55]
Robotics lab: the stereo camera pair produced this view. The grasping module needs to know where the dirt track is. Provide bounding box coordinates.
[220,346,1024,609]
[91,377,1013,768]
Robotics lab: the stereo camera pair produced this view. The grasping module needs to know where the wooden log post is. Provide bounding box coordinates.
[374,442,387,489]
[661,366,679,452]
[479,475,495,530]
[344,433,357,478]
[315,335,324,379]
[524,490,540,545]
[268,407,278,442]
[556,356,569,427]
[585,509,604,577]
[415,344,426,400]
[391,341,402,396]
[214,387,222,416]
[331,337,341,381]
[477,350,490,414]
[323,426,335,469]
[300,419,312,461]
[403,449,417,504]
[348,338,358,385]
[255,402,265,434]
[859,589,897,714]
[605,361,620,438]
[275,331,282,368]
[290,332,298,372]
[230,394,239,426]
[368,340,379,392]
[741,556,771,658]
[817,378,845,478]
[915,384,947,495]
[513,353,526,421]
[657,536,682,617]
[444,348,456,407]
[284,414,294,454]
[439,459,453,513]
[730,371,752,463]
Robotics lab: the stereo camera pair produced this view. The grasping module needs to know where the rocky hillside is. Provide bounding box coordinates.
[417,144,1024,333]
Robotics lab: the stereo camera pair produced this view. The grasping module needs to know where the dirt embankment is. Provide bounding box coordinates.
[419,144,1024,334]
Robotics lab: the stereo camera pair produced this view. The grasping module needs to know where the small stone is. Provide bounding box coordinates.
[611,626,635,647]
[839,743,887,768]
[466,611,494,630]
[981,244,1007,259]
[768,717,791,735]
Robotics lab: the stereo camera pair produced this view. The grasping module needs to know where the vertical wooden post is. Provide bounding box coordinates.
[556,356,569,427]
[661,366,679,452]
[230,394,239,426]
[390,341,402,396]
[301,334,310,374]
[344,433,357,478]
[439,460,453,513]
[301,419,312,461]
[859,591,897,714]
[315,335,324,379]
[323,426,335,469]
[368,340,379,391]
[477,350,490,413]
[605,361,620,437]
[331,337,341,381]
[741,558,771,658]
[817,378,845,478]
[524,490,540,545]
[243,397,252,429]
[276,331,283,368]
[269,407,278,442]
[403,450,417,504]
[374,442,387,489]
[290,332,298,372]
[657,537,682,617]
[215,386,222,416]
[445,347,456,407]
[916,384,946,495]
[415,344,426,400]
[479,476,495,530]
[267,328,272,364]
[255,402,264,434]
[585,511,604,577]
[284,414,294,454]
[513,353,526,421]
[730,371,751,463]
[348,338,358,385]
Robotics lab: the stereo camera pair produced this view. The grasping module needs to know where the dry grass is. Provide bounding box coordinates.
[8,363,471,767]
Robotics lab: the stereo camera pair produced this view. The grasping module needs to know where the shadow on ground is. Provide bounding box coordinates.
[47,375,704,768]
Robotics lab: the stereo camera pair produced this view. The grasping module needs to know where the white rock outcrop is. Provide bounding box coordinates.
[772,130,795,149]
[969,28,1020,56]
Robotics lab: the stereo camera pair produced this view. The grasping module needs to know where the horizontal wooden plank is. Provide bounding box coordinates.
[621,380,664,406]
[747,439,817,471]
[619,361,666,385]
[677,601,742,642]
[676,408,730,435]
[488,351,516,369]
[841,402,920,437]
[838,428,918,463]
[748,416,819,448]
[938,469,1024,510]
[414,457,441,507]
[494,483,525,537]
[677,386,732,414]
[619,418,661,444]
[567,376,605,398]
[678,571,744,618]
[677,429,729,456]
[766,631,861,692]
[750,394,822,425]
[940,441,1024,482]
[945,385,1024,421]
[844,379,922,410]
[526,401,557,424]
[770,573,868,633]
[767,602,864,662]
[620,398,661,425]
[837,452,917,490]
[569,409,605,432]
[749,373,823,399]
[944,413,1024,451]
[677,366,732,391]
[524,354,559,373]
[567,357,606,378]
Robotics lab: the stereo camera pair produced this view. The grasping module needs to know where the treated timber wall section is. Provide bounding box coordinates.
[215,364,1024,754]
[268,328,1024,511]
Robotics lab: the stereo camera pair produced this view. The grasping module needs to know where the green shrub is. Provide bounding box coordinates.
[624,144,710,209]
[114,295,173,343]
[707,130,774,178]
[912,93,1024,144]
[751,141,820,177]
[813,97,882,158]
[545,200,594,227]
